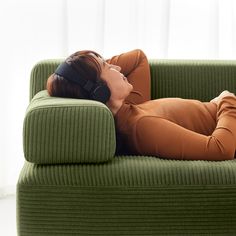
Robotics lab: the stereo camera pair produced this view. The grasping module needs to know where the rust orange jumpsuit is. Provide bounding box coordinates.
[106,49,236,161]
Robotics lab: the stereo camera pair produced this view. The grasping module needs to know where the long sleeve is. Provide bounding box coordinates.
[106,49,151,105]
[134,96,236,161]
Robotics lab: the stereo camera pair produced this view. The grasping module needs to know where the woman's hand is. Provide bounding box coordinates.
[210,90,235,105]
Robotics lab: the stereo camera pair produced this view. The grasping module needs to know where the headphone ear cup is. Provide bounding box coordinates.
[90,82,111,104]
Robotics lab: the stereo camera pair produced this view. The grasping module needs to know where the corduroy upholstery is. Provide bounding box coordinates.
[23,90,115,164]
[17,59,236,236]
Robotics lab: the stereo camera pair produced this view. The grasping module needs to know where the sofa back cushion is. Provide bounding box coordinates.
[30,59,236,102]
[149,59,236,101]
[30,59,63,100]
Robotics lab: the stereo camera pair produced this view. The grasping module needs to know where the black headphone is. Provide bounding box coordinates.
[55,62,111,104]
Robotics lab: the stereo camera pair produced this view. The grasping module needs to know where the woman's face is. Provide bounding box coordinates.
[94,55,133,102]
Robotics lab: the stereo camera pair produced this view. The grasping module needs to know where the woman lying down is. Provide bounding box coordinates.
[47,49,236,161]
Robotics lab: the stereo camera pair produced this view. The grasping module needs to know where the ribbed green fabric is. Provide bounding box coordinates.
[17,157,236,236]
[149,59,236,101]
[17,186,236,236]
[18,59,236,236]
[23,90,116,164]
[19,157,236,186]
[30,59,63,101]
[31,59,236,103]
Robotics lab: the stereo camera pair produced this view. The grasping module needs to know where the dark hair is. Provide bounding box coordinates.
[47,50,103,99]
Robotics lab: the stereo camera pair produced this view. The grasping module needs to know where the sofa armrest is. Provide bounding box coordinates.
[23,90,116,164]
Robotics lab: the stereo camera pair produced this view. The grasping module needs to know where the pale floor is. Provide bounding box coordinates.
[0,195,17,236]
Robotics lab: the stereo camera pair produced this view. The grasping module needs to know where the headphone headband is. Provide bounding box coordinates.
[54,62,111,104]
[55,62,94,92]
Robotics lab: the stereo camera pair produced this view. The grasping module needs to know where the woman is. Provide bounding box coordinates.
[47,49,236,161]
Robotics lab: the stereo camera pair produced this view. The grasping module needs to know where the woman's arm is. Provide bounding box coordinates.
[106,49,151,105]
[134,96,236,161]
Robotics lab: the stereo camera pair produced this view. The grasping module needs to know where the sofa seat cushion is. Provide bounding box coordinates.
[17,157,236,235]
[18,156,236,186]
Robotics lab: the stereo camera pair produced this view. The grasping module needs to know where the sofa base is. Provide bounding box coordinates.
[17,158,236,235]
[17,185,236,236]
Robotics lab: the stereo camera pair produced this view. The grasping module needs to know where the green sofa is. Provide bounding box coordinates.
[17,59,236,235]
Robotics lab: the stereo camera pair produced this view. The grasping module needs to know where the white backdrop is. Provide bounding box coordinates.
[0,0,236,197]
